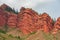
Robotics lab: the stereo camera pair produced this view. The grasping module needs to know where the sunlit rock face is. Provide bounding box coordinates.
[54,17,60,29]
[17,7,53,34]
[39,13,53,33]
[18,7,39,34]
[0,4,57,35]
[52,17,60,34]
[7,12,17,28]
[34,13,53,33]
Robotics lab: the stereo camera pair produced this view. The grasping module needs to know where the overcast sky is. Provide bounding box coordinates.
[0,0,60,19]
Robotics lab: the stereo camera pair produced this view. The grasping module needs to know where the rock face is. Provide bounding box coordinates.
[17,7,39,34]
[39,13,53,33]
[7,12,17,28]
[54,17,60,29]
[17,7,53,34]
[0,7,8,30]
[52,17,60,34]
[0,8,7,27]
[0,4,60,35]
[0,4,12,11]
[0,4,17,29]
[0,4,8,10]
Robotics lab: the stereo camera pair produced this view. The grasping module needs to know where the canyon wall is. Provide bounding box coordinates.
[0,4,60,34]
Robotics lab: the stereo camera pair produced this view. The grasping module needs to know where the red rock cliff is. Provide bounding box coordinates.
[17,7,53,34]
[0,4,60,35]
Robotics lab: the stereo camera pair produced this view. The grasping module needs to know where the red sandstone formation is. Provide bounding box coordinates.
[40,13,53,33]
[0,4,60,35]
[18,7,39,34]
[0,7,9,30]
[17,7,53,34]
[52,17,60,34]
[54,17,60,29]
[0,4,10,10]
[7,12,17,28]
[0,4,17,29]
[0,8,8,27]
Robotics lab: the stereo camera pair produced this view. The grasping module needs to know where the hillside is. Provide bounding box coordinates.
[0,4,60,40]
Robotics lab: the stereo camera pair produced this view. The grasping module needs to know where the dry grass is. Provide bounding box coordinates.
[0,28,60,40]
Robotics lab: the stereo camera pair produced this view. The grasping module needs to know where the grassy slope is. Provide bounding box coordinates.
[0,28,60,40]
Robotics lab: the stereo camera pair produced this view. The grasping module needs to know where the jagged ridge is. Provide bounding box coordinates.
[0,4,60,35]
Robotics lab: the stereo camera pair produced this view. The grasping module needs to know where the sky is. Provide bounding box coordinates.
[0,0,60,19]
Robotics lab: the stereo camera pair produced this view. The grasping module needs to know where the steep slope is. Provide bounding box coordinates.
[0,4,60,40]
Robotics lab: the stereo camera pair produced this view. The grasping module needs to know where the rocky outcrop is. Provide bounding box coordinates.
[54,17,60,29]
[17,7,39,34]
[39,13,53,33]
[0,4,60,35]
[17,7,53,34]
[0,4,17,29]
[52,17,60,34]
[0,7,9,30]
[7,12,17,28]
[0,8,8,27]
[0,4,12,11]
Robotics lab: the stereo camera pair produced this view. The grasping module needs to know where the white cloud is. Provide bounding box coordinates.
[22,0,56,8]
[0,0,56,11]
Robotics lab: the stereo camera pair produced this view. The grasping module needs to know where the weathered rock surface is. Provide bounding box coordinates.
[0,8,8,27]
[0,4,60,35]
[0,4,17,29]
[17,7,39,34]
[7,12,17,28]
[52,17,60,34]
[17,7,53,34]
[39,13,53,33]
